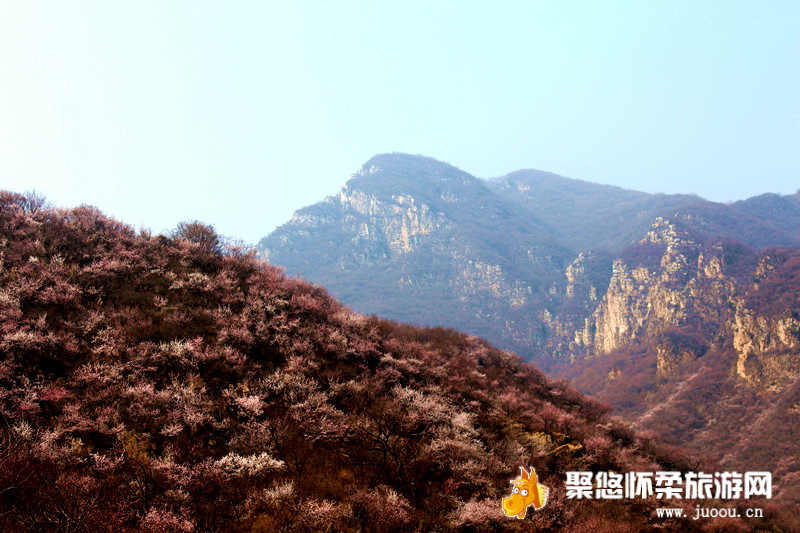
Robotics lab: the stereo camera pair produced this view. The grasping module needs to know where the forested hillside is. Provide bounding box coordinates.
[0,191,762,531]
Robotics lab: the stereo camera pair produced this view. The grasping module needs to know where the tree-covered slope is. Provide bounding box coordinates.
[0,191,767,531]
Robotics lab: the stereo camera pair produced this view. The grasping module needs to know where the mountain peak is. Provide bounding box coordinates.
[362,152,447,169]
[361,152,467,174]
[347,153,479,192]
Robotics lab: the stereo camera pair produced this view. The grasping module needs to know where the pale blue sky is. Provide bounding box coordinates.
[1,1,798,244]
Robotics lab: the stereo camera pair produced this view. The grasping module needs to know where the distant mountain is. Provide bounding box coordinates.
[732,191,800,240]
[260,153,799,363]
[258,153,800,520]
[261,153,573,357]
[0,191,730,531]
[486,169,702,252]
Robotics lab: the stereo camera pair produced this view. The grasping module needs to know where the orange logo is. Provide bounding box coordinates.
[501,467,549,519]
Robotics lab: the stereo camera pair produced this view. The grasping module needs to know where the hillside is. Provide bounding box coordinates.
[0,191,755,532]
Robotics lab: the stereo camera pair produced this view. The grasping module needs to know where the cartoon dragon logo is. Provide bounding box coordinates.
[501,467,549,519]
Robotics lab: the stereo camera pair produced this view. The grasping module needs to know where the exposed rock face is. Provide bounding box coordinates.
[731,251,800,388]
[561,216,800,388]
[575,219,730,357]
[564,252,602,300]
[733,309,800,387]
[334,188,446,257]
[544,251,612,359]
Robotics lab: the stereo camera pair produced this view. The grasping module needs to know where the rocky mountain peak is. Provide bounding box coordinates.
[343,153,484,199]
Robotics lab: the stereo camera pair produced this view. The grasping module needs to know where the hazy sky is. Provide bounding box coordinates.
[1,1,798,244]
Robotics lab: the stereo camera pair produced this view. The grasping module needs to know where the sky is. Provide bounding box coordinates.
[1,1,798,244]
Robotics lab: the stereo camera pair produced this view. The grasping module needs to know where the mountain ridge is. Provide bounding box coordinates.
[260,152,793,362]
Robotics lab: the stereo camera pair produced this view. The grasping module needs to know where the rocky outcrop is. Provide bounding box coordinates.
[335,189,447,256]
[552,216,800,389]
[733,304,800,388]
[570,219,721,355]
